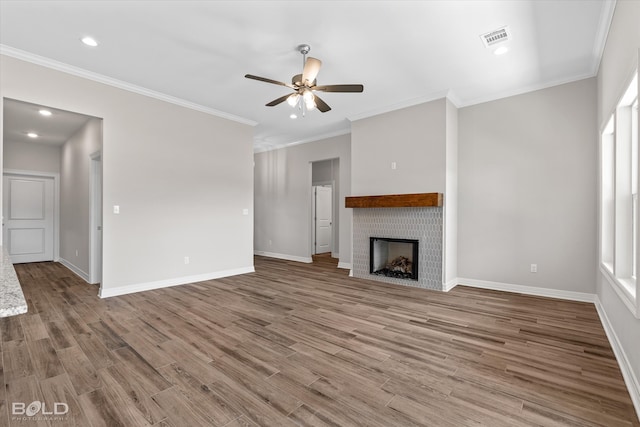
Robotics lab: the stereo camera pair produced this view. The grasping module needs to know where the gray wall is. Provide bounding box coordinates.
[596,0,640,413]
[3,139,61,173]
[60,117,102,278]
[351,99,446,195]
[254,134,351,267]
[0,55,255,294]
[458,78,597,294]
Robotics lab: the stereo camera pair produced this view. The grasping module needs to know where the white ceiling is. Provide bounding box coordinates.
[3,98,92,146]
[0,1,615,151]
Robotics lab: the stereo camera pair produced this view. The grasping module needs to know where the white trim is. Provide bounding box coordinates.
[347,90,451,122]
[58,257,90,283]
[254,128,350,153]
[595,295,640,421]
[457,277,596,302]
[443,278,458,292]
[332,252,339,259]
[600,265,639,318]
[89,151,102,285]
[3,169,60,262]
[0,45,257,127]
[337,262,352,270]
[99,266,255,298]
[591,0,617,76]
[457,73,597,108]
[254,251,313,264]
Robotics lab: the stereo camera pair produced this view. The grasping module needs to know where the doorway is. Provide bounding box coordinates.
[310,158,339,258]
[2,98,103,286]
[312,185,333,254]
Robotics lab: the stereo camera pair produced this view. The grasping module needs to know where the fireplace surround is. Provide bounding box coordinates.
[347,193,444,290]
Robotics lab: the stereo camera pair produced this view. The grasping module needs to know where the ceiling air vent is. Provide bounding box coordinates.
[480,26,510,48]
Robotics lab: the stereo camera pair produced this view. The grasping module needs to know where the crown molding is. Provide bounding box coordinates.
[591,0,617,76]
[347,90,452,122]
[0,45,257,127]
[456,72,597,108]
[254,127,351,153]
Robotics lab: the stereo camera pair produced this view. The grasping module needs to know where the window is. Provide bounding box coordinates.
[600,72,638,318]
[632,97,638,280]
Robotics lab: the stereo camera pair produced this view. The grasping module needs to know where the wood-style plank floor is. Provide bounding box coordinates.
[1,254,638,426]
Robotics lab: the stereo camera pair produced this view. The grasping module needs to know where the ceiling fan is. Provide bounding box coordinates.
[245,44,364,116]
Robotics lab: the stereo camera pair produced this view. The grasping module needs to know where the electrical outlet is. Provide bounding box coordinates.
[242,208,249,215]
[113,205,120,214]
[391,161,397,170]
[75,249,79,257]
[184,256,190,265]
[530,264,537,273]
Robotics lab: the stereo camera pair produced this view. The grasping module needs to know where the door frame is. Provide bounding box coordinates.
[89,151,102,285]
[2,169,60,262]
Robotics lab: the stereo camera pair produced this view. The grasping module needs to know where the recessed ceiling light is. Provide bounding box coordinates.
[81,36,98,47]
[27,132,38,138]
[39,109,52,116]
[494,46,509,56]
[290,113,298,119]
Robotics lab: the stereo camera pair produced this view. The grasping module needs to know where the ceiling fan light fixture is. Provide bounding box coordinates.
[244,43,363,114]
[287,93,300,107]
[302,90,316,109]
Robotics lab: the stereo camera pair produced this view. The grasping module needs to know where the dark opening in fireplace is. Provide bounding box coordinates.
[369,237,419,280]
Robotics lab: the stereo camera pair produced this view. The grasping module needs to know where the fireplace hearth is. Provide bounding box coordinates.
[370,237,419,281]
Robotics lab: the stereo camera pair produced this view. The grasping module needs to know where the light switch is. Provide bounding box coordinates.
[391,162,397,170]
[242,209,249,216]
[113,205,120,214]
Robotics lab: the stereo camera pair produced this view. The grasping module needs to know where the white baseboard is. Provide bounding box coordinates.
[332,252,339,259]
[337,262,352,270]
[595,296,640,421]
[443,278,458,292]
[456,277,596,303]
[254,251,312,264]
[99,266,255,298]
[58,258,90,283]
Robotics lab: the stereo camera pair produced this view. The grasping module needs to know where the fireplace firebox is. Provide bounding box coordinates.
[369,237,419,281]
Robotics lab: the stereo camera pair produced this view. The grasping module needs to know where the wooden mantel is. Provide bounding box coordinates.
[345,193,443,208]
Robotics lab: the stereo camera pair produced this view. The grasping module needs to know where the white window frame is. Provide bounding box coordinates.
[600,71,639,318]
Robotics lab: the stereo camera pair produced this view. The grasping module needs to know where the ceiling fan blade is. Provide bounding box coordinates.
[265,94,292,107]
[245,74,295,89]
[313,94,331,113]
[302,57,322,85]
[313,84,364,93]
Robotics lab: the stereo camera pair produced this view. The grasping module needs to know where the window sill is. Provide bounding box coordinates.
[600,263,639,318]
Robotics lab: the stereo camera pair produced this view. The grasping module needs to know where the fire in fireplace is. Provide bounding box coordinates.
[369,237,419,280]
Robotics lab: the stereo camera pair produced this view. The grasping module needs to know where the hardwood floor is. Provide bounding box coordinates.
[1,255,638,426]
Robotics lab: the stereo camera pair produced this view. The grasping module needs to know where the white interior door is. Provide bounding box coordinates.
[314,185,332,254]
[2,174,55,263]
